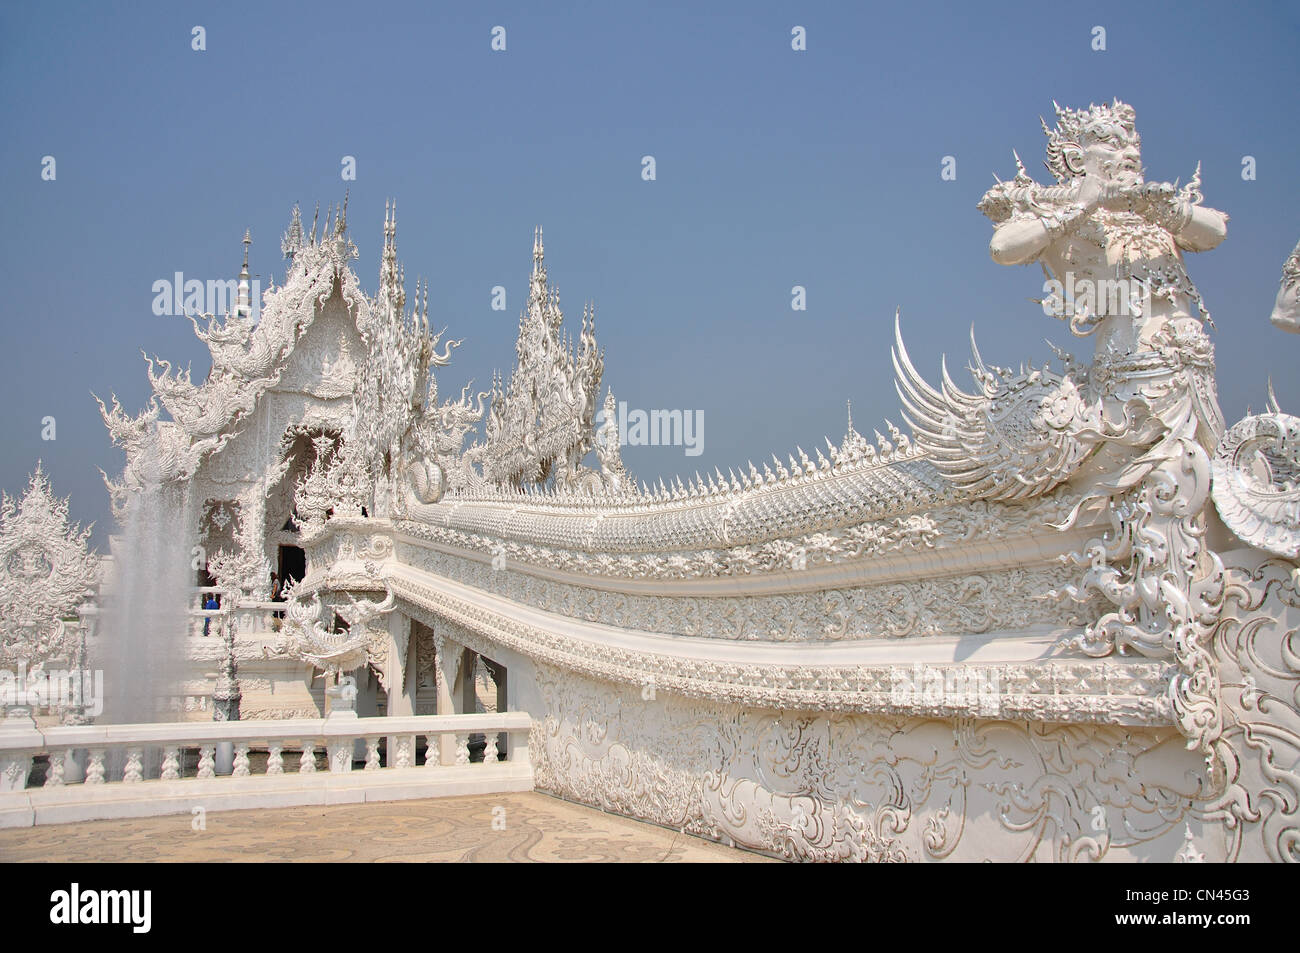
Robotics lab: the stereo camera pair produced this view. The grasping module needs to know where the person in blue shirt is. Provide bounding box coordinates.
[202,592,219,635]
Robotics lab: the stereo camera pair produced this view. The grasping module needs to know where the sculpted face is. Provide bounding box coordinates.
[1081,130,1142,188]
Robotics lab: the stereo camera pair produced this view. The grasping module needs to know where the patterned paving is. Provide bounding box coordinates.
[0,792,775,863]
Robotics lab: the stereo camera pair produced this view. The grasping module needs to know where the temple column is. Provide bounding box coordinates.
[487,658,507,761]
[460,648,479,715]
[384,612,413,766]
[384,612,414,715]
[432,630,465,764]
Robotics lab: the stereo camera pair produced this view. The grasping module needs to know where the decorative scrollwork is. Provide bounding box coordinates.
[1212,413,1300,560]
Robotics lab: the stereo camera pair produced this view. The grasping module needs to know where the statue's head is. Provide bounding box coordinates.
[1042,99,1141,187]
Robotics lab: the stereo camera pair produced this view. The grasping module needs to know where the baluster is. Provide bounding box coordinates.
[233,744,250,777]
[197,745,216,779]
[44,750,66,787]
[483,730,499,765]
[123,748,144,783]
[364,738,380,771]
[85,749,106,785]
[424,734,440,768]
[300,743,316,774]
[160,747,181,781]
[328,741,351,773]
[266,744,284,775]
[455,733,470,765]
[395,736,413,769]
[0,755,26,791]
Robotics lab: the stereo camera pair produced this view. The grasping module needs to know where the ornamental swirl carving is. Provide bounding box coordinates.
[1200,558,1300,862]
[1212,412,1300,560]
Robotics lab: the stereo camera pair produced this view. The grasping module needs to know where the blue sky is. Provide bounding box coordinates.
[1,1,1297,547]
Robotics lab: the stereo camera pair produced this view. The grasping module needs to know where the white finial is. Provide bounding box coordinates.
[236,230,252,318]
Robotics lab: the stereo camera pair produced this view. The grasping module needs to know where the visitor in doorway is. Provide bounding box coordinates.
[271,572,284,619]
[202,592,219,636]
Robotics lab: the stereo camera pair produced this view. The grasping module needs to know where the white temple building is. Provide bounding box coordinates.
[2,101,1298,863]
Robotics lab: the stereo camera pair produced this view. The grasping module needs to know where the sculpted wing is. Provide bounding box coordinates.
[893,314,1098,502]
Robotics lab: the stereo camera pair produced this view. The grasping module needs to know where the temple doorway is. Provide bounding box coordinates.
[278,544,305,590]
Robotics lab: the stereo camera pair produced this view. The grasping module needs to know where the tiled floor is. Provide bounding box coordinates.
[0,792,775,863]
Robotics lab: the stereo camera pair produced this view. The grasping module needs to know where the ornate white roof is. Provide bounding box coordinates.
[97,198,456,509]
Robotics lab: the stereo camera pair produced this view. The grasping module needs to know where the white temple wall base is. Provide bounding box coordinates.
[526,662,1216,862]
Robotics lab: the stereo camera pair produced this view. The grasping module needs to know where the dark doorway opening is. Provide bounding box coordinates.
[278,545,306,589]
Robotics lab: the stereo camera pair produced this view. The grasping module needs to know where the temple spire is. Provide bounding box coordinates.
[378,199,407,315]
[282,204,304,260]
[236,230,252,319]
[841,398,868,455]
[529,226,548,307]
[336,189,349,235]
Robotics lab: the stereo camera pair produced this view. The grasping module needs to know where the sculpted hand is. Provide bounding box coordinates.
[1075,176,1131,211]
[1074,175,1104,210]
[1099,185,1140,211]
[1129,182,1192,230]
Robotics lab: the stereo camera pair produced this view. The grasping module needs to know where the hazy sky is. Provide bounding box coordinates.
[2,1,1297,548]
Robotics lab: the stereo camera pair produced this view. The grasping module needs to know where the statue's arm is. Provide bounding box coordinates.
[990,217,1051,265]
[986,178,1112,266]
[1173,205,1228,252]
[990,199,1097,265]
[1129,182,1227,252]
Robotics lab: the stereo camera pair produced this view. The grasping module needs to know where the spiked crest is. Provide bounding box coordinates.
[1040,99,1139,183]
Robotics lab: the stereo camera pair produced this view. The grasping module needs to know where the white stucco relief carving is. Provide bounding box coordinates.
[52,101,1297,860]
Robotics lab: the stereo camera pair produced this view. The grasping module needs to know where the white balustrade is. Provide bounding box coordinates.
[186,590,281,638]
[0,710,533,827]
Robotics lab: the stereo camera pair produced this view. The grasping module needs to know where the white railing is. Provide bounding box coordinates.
[0,709,533,827]
[85,594,284,639]
[187,598,283,638]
